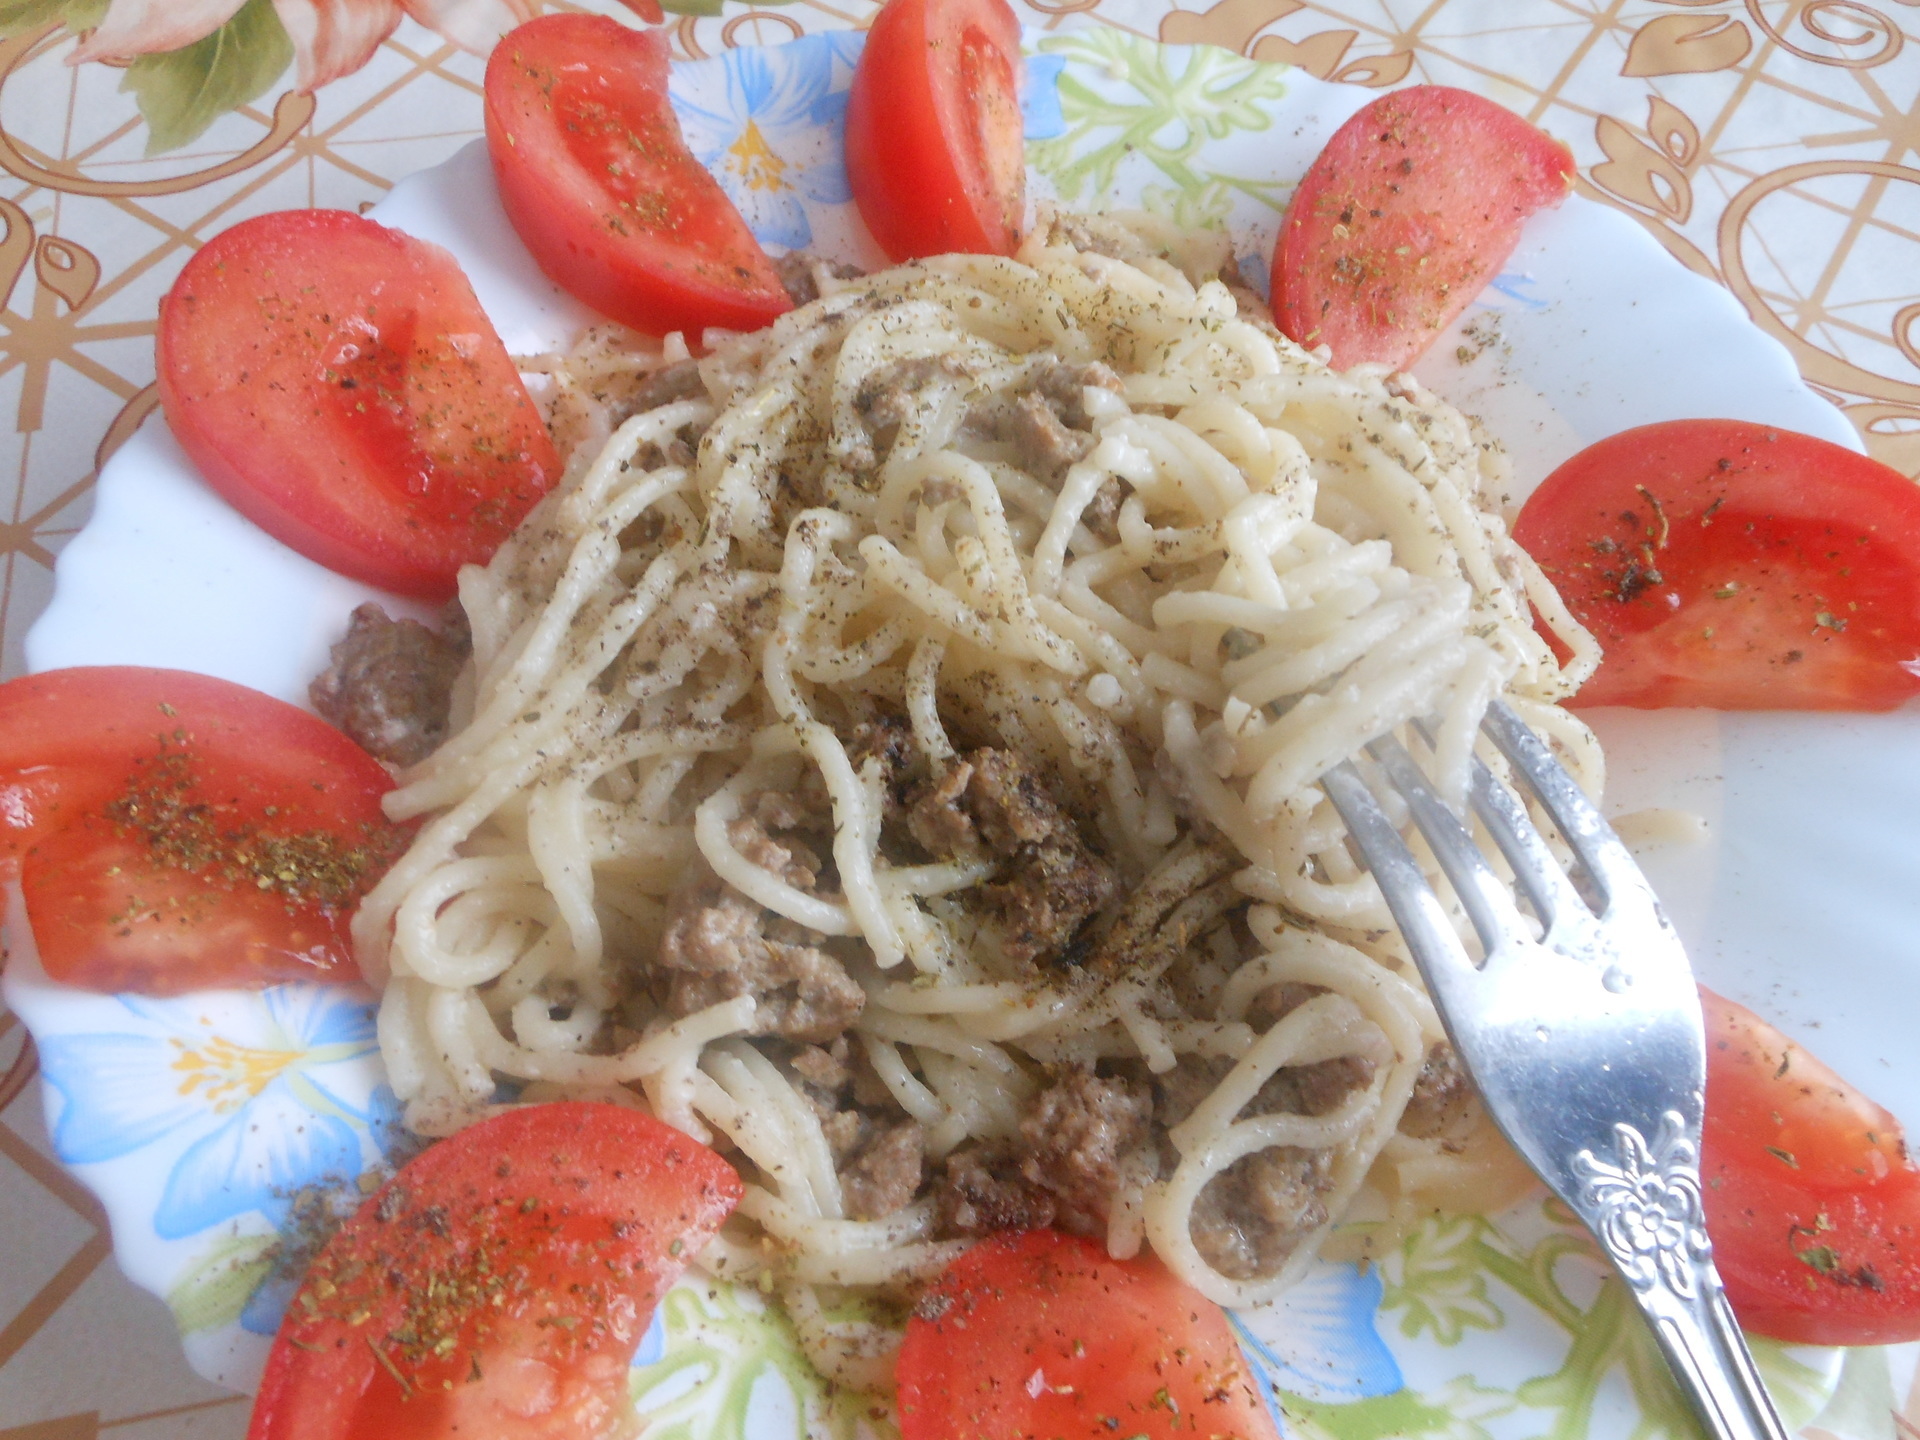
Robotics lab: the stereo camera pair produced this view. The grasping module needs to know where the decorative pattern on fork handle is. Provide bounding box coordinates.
[1571,1111,1712,1300]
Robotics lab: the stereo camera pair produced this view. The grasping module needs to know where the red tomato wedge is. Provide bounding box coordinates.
[249,1101,743,1440]
[845,0,1025,262]
[896,1229,1280,1440]
[0,667,406,994]
[1700,988,1920,1345]
[1271,85,1574,371]
[158,210,560,602]
[485,15,791,338]
[1514,419,1920,710]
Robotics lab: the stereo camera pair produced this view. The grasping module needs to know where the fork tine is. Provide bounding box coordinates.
[1363,735,1533,958]
[1480,700,1653,915]
[1320,760,1478,996]
[1463,751,1591,936]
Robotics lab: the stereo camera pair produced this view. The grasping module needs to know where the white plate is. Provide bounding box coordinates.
[9,28,1917,1439]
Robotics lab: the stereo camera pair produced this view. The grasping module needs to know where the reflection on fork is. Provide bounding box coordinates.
[1321,700,1790,1440]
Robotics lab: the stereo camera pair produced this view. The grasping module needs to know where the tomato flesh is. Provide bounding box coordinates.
[248,1102,742,1440]
[485,15,791,337]
[1271,85,1573,371]
[1701,988,1920,1345]
[1514,420,1920,710]
[846,0,1025,262]
[897,1229,1279,1440]
[0,667,406,994]
[158,210,560,602]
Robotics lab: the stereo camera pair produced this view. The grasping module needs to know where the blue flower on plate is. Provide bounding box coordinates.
[671,34,862,253]
[37,983,386,1240]
[1235,1261,1404,1407]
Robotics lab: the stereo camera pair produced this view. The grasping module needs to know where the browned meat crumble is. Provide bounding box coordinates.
[655,815,864,1044]
[774,250,864,307]
[310,601,467,766]
[907,748,1118,967]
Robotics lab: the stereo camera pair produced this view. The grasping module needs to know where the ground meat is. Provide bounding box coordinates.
[309,602,468,765]
[1399,1042,1474,1140]
[854,354,978,464]
[1154,1036,1373,1131]
[1154,1055,1229,1130]
[840,1118,926,1220]
[1033,360,1122,428]
[1007,391,1095,478]
[846,713,919,817]
[1189,1147,1335,1280]
[1153,1047,1352,1277]
[934,1144,1058,1236]
[1017,1065,1151,1229]
[1245,981,1327,1031]
[625,357,707,414]
[905,762,976,855]
[774,250,863,306]
[654,818,864,1043]
[910,744,1121,971]
[789,1038,852,1093]
[977,839,1118,968]
[1001,361,1122,479]
[1253,1055,1377,1118]
[905,749,1117,967]
[1082,476,1126,542]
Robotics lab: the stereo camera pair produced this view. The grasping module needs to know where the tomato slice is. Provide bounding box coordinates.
[157,210,560,602]
[1513,420,1920,710]
[484,15,791,338]
[845,0,1025,262]
[1271,85,1574,371]
[0,667,406,994]
[896,1229,1280,1440]
[248,1101,743,1440]
[1700,988,1920,1345]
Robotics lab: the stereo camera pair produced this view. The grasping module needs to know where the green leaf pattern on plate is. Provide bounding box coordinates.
[0,0,104,38]
[1323,1201,1848,1440]
[165,1230,278,1337]
[119,0,294,155]
[1030,29,1294,227]
[631,1283,898,1440]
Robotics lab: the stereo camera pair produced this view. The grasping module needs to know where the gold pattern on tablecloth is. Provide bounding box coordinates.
[2,2,1918,1435]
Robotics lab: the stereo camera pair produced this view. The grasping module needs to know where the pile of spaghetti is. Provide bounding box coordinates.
[354,213,1601,1388]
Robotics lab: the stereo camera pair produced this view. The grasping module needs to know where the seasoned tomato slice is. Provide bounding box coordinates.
[1271,85,1574,371]
[158,210,560,602]
[248,1101,743,1440]
[845,0,1025,262]
[897,1229,1280,1440]
[0,667,406,994]
[1701,988,1920,1345]
[485,15,791,337]
[1514,419,1920,709]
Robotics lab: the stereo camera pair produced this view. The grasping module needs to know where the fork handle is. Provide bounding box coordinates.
[1624,1262,1792,1440]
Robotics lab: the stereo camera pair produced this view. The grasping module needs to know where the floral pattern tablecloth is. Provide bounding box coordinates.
[3,1,1920,1436]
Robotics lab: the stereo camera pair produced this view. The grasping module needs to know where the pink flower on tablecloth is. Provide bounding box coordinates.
[71,0,545,91]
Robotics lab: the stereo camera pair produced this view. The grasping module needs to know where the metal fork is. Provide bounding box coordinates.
[1321,700,1789,1440]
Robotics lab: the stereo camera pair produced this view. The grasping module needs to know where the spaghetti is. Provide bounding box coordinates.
[356,211,1600,1389]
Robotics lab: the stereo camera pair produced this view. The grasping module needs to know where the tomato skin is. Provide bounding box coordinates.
[484,15,791,338]
[0,667,406,995]
[845,0,1025,262]
[1514,420,1920,710]
[1271,85,1573,371]
[897,1229,1280,1440]
[1701,988,1920,1345]
[157,210,560,602]
[248,1101,742,1440]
